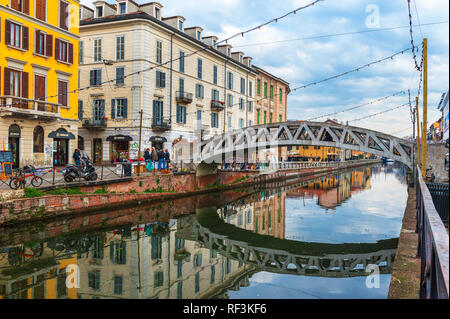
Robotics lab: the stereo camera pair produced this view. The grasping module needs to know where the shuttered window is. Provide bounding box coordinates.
[6,21,28,50]
[57,80,68,107]
[90,69,102,86]
[59,1,69,30]
[176,105,186,124]
[35,30,46,55]
[156,70,165,88]
[11,0,29,14]
[34,74,46,111]
[115,67,125,85]
[35,0,46,21]
[116,36,125,61]
[55,39,72,63]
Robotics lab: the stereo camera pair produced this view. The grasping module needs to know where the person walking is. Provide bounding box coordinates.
[73,149,81,167]
[157,148,165,172]
[164,149,170,172]
[144,148,151,162]
[151,147,158,173]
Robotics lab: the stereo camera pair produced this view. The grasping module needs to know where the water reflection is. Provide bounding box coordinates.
[0,164,407,299]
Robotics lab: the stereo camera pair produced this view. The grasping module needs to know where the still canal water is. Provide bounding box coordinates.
[0,164,408,299]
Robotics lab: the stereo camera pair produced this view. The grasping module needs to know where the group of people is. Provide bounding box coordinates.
[144,147,171,172]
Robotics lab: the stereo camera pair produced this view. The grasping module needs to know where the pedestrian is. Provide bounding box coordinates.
[164,149,170,171]
[144,148,151,162]
[157,148,166,172]
[151,147,158,172]
[73,149,81,167]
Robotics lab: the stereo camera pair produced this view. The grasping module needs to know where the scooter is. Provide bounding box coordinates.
[63,157,98,183]
[425,166,435,183]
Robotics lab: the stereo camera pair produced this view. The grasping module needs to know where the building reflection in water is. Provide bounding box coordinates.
[0,165,403,300]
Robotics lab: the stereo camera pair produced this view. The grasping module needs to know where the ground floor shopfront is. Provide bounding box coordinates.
[0,118,78,168]
[78,127,196,164]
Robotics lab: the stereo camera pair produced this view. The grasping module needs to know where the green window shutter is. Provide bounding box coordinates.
[111,99,116,119]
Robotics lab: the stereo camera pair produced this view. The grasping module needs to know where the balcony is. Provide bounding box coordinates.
[176,91,193,104]
[82,118,107,129]
[152,118,171,131]
[211,100,225,112]
[0,96,62,120]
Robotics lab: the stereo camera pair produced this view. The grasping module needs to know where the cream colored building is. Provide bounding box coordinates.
[78,1,257,164]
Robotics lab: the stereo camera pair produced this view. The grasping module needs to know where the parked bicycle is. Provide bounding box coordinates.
[9,165,43,190]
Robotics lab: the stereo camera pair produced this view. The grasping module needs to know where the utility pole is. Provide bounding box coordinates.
[415,97,421,171]
[138,109,143,176]
[421,38,428,179]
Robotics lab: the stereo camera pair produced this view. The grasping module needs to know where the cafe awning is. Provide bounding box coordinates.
[48,128,75,140]
[106,135,133,142]
[150,136,167,143]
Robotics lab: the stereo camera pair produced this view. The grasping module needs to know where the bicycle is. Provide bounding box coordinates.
[9,165,43,190]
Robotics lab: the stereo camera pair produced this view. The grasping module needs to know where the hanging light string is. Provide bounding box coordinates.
[306,90,407,121]
[407,0,423,71]
[348,102,410,123]
[390,127,412,135]
[0,0,324,108]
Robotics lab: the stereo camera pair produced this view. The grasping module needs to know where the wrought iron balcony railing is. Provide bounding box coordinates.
[176,91,193,104]
[152,118,172,131]
[82,118,107,128]
[211,100,225,111]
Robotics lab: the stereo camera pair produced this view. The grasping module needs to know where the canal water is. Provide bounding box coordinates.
[0,164,408,299]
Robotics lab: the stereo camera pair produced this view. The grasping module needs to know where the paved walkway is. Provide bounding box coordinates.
[388,186,421,299]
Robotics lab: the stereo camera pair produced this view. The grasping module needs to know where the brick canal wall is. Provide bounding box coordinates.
[0,160,380,226]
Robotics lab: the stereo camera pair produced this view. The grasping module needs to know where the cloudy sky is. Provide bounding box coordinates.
[81,0,449,137]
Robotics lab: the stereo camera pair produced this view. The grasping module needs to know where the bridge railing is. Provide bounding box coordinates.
[416,166,449,299]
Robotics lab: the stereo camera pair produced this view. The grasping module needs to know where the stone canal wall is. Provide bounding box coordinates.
[0,159,380,226]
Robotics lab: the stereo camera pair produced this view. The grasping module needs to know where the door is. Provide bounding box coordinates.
[8,137,20,169]
[53,139,68,166]
[93,138,103,164]
[93,100,105,125]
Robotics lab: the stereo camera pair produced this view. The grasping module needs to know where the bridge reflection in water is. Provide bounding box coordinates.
[0,164,407,299]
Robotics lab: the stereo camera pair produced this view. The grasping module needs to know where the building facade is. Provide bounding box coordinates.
[0,0,79,168]
[253,66,290,161]
[78,1,257,164]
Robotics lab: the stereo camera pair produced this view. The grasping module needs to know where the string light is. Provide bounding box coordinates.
[407,0,423,72]
[349,102,410,123]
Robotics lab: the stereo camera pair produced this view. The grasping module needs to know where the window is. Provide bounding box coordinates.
[90,69,102,86]
[156,40,162,64]
[211,89,219,101]
[119,2,126,14]
[239,118,244,128]
[110,242,126,264]
[96,6,103,18]
[248,101,253,112]
[115,67,125,85]
[156,70,166,88]
[270,113,273,123]
[249,81,253,97]
[56,38,72,63]
[226,47,231,56]
[197,59,202,79]
[78,100,83,121]
[248,120,253,126]
[176,105,186,124]
[175,238,185,251]
[36,0,46,21]
[178,20,183,31]
[60,1,69,30]
[197,30,201,40]
[270,85,274,100]
[239,98,244,110]
[264,111,267,124]
[227,72,233,90]
[195,84,204,99]
[35,30,45,56]
[213,65,218,85]
[155,7,160,19]
[257,109,260,125]
[210,265,215,284]
[112,98,127,119]
[33,126,44,153]
[240,78,245,94]
[79,41,83,64]
[154,271,164,288]
[227,94,233,107]
[151,236,162,260]
[211,113,219,128]
[114,276,123,295]
[177,261,183,278]
[78,135,84,150]
[279,88,283,103]
[279,115,282,122]
[225,258,231,274]
[195,273,200,293]
[88,270,101,290]
[93,38,102,63]
[153,100,163,123]
[116,36,125,61]
[34,74,46,111]
[92,237,104,259]
[193,254,202,267]
[11,0,29,14]
[58,80,68,107]
[264,82,267,97]
[227,115,232,129]
[179,51,185,73]
[6,21,25,49]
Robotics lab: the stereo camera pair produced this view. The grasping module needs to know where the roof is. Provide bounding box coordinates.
[252,65,290,88]
[80,12,257,74]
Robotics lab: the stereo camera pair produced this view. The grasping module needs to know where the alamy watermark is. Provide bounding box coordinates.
[365,4,380,29]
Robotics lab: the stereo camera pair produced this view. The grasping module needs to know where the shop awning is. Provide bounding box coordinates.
[48,128,75,140]
[106,135,133,142]
[150,136,167,143]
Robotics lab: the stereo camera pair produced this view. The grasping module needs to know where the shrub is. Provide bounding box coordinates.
[24,188,44,198]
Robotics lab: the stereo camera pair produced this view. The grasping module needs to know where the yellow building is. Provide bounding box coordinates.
[0,0,79,168]
[288,145,339,162]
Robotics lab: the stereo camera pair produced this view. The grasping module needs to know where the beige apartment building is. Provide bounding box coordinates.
[254,66,290,161]
[77,1,257,164]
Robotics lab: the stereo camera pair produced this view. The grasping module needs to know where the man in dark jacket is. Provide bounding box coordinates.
[144,149,151,162]
[164,149,170,171]
[73,149,81,166]
[157,149,165,172]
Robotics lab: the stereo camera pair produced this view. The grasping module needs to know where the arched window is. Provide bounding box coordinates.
[33,126,44,153]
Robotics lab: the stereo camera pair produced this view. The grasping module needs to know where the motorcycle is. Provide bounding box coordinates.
[425,166,435,183]
[63,157,98,183]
